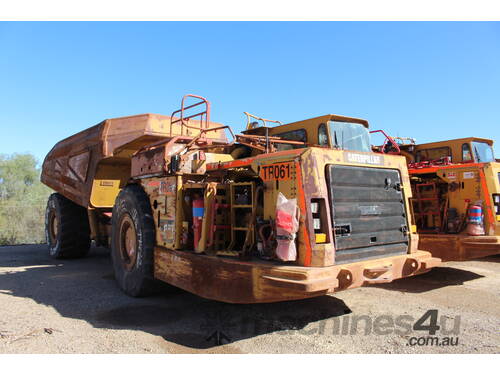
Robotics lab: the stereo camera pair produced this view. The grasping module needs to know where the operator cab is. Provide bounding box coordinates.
[407,137,496,164]
[242,114,371,153]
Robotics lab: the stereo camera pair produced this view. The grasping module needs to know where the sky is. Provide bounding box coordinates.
[0,21,499,163]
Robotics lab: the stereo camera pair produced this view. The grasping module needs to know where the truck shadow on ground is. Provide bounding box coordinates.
[370,266,484,294]
[0,245,352,350]
[0,245,490,350]
[477,254,500,263]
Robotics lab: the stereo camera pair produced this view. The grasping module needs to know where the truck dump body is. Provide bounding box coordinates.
[41,114,227,208]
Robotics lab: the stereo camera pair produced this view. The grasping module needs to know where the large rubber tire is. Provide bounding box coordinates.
[45,193,91,259]
[111,184,157,297]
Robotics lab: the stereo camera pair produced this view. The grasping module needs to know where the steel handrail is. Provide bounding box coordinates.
[170,94,211,136]
[244,112,282,130]
[370,129,401,154]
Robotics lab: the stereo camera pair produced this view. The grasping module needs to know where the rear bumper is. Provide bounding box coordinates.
[154,247,440,303]
[419,234,500,262]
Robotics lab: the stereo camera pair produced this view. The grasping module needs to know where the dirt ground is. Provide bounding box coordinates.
[0,244,498,354]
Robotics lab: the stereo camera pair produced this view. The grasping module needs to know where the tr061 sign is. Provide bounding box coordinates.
[259,162,293,181]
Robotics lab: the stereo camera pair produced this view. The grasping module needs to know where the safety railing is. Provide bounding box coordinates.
[244,112,282,130]
[170,94,211,137]
[370,129,401,154]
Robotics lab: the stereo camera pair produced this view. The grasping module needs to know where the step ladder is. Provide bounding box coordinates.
[206,186,231,254]
[226,182,256,256]
[412,182,443,232]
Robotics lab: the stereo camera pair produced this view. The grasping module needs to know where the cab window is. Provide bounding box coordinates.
[274,129,307,151]
[318,123,329,147]
[472,141,495,163]
[328,121,371,152]
[462,143,473,162]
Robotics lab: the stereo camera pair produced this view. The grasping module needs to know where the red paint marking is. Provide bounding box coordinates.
[147,181,160,187]
[207,157,255,171]
[206,148,305,171]
[295,161,312,267]
[409,162,485,175]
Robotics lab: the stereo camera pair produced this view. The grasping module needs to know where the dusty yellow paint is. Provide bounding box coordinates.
[415,162,500,236]
[241,146,417,267]
[411,137,493,163]
[89,179,121,207]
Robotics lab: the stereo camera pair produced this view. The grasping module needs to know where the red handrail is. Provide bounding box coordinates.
[370,129,401,154]
[170,94,211,136]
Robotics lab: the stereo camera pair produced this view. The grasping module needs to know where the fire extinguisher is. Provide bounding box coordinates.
[466,203,485,236]
[192,196,204,251]
[468,205,482,225]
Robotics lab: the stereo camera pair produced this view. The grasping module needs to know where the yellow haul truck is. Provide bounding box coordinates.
[41,95,439,303]
[392,137,500,261]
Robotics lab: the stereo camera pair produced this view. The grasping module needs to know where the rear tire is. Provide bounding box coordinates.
[45,193,91,259]
[111,184,157,297]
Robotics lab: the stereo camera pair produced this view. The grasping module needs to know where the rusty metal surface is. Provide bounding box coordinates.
[41,122,103,207]
[154,246,439,303]
[131,145,168,178]
[418,234,500,262]
[41,113,227,208]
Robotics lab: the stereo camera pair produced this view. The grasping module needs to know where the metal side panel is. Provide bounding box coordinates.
[327,165,409,264]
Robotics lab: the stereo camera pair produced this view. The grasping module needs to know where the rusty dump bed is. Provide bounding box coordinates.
[41,114,227,208]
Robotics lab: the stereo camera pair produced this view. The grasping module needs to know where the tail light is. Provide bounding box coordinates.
[493,194,500,219]
[311,198,328,243]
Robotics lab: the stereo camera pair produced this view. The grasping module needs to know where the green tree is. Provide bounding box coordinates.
[0,153,52,245]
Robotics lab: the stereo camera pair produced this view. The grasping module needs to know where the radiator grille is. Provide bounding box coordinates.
[327,165,409,264]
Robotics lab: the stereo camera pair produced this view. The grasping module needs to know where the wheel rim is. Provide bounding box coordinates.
[119,214,137,271]
[48,210,58,244]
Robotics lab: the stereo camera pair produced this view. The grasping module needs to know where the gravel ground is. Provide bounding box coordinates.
[0,245,498,354]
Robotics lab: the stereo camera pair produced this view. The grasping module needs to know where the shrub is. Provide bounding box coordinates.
[0,153,52,245]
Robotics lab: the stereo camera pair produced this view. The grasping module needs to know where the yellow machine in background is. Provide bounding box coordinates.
[396,137,500,261]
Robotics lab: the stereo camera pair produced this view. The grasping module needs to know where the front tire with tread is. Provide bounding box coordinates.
[111,184,157,297]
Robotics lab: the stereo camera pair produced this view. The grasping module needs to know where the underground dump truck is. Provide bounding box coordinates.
[372,133,500,262]
[41,95,440,303]
[385,136,500,262]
